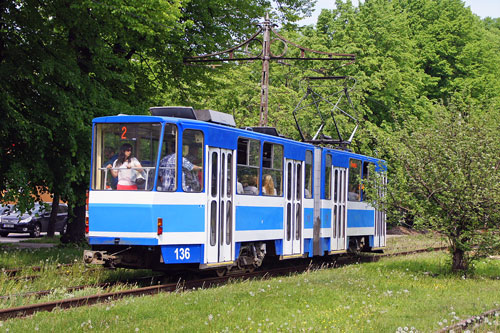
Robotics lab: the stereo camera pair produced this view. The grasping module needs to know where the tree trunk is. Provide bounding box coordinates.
[47,193,59,237]
[451,247,468,272]
[61,204,86,244]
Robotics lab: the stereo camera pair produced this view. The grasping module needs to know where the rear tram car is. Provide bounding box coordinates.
[84,107,386,272]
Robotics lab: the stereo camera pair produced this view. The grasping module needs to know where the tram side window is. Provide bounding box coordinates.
[237,138,260,195]
[348,159,361,201]
[157,124,178,192]
[324,154,332,199]
[182,130,204,192]
[92,122,162,191]
[262,142,283,196]
[305,150,313,198]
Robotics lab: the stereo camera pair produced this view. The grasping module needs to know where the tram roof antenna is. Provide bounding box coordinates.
[292,76,359,149]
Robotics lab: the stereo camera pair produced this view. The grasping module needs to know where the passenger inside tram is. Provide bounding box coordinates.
[107,143,144,191]
[158,141,202,192]
[103,146,118,190]
[348,183,360,201]
[243,175,259,195]
[262,174,277,196]
[237,181,244,194]
[182,144,201,192]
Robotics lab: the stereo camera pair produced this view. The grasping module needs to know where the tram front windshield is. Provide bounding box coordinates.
[92,122,163,191]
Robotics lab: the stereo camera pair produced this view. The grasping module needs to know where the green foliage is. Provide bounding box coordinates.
[1,0,500,245]
[0,0,315,241]
[365,104,500,272]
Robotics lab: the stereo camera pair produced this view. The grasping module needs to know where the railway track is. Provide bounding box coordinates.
[0,274,164,301]
[436,307,500,333]
[0,247,447,321]
[1,263,75,277]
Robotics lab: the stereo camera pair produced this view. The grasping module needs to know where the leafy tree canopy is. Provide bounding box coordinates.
[0,0,313,240]
[365,103,500,272]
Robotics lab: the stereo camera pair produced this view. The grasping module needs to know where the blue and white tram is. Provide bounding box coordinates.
[84,107,386,271]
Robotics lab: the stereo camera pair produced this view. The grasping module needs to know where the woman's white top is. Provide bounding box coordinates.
[262,187,277,196]
[113,157,139,186]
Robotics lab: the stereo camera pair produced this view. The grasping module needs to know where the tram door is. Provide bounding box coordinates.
[331,167,347,251]
[207,147,234,263]
[283,159,303,256]
[374,174,387,248]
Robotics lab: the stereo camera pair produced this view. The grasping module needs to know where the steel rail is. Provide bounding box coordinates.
[0,274,164,301]
[436,307,500,332]
[0,265,307,320]
[2,263,74,277]
[0,247,448,321]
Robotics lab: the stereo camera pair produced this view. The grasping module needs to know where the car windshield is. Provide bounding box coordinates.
[2,203,48,217]
[0,205,12,215]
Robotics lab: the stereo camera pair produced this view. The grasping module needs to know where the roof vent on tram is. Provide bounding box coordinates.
[244,127,282,137]
[193,109,236,127]
[150,106,197,119]
[149,106,236,127]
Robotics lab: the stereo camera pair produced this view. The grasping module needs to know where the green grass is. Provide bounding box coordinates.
[1,251,499,332]
[0,261,157,309]
[0,243,163,310]
[0,243,87,268]
[18,235,62,244]
[385,232,447,254]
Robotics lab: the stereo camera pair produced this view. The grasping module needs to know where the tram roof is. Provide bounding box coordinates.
[92,114,384,165]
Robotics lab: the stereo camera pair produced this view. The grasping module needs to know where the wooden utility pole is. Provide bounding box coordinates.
[259,13,272,126]
[184,14,355,126]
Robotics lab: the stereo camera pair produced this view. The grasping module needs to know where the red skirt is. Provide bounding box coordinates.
[117,184,138,191]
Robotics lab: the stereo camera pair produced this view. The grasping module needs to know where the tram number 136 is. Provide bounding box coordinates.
[162,244,200,263]
[174,248,190,260]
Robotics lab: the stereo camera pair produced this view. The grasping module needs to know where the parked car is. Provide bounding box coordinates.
[0,203,68,237]
[0,204,12,216]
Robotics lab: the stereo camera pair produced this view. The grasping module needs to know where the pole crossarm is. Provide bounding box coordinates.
[183,14,356,126]
[183,28,264,63]
[269,27,355,64]
[183,25,356,64]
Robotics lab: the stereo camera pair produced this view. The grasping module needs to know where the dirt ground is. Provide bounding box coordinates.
[387,226,428,235]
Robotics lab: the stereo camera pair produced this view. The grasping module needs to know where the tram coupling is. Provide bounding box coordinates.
[83,250,118,267]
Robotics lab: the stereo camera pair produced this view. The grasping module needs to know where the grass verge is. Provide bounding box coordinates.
[0,243,86,268]
[1,251,499,332]
[18,236,62,244]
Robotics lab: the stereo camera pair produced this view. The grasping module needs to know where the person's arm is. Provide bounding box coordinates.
[107,163,118,178]
[133,158,143,173]
[182,157,201,172]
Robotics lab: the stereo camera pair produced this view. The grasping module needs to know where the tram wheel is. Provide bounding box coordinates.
[215,268,226,277]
